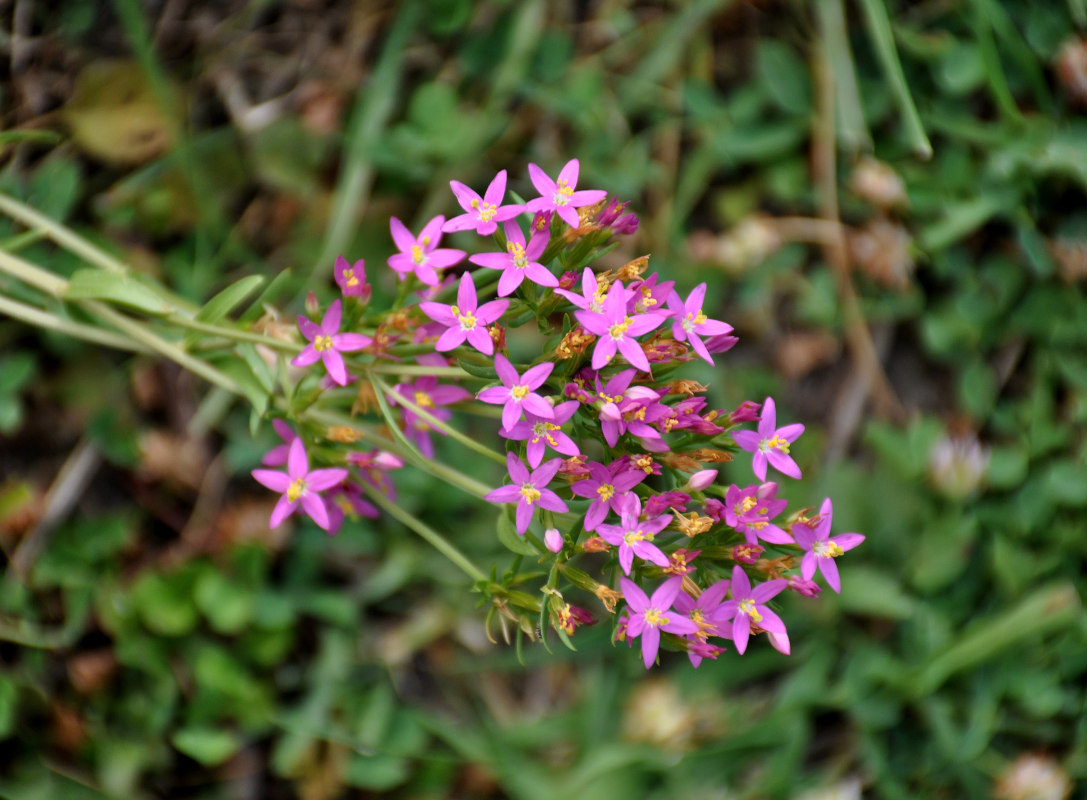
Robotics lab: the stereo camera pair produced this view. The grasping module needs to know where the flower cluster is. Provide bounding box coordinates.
[252,157,863,669]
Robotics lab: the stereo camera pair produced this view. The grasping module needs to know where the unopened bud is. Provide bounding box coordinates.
[305,291,320,317]
[544,528,564,553]
[684,469,718,492]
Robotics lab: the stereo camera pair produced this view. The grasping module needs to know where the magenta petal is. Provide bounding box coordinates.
[536,491,568,514]
[321,350,348,386]
[506,452,529,483]
[514,500,533,534]
[731,430,761,453]
[640,625,660,669]
[436,328,467,352]
[485,170,508,206]
[778,423,806,442]
[300,493,330,529]
[766,451,802,480]
[497,269,524,297]
[333,333,371,352]
[521,361,555,388]
[521,395,554,420]
[389,217,416,252]
[751,451,769,481]
[820,558,842,593]
[557,158,579,188]
[322,300,342,334]
[526,263,559,288]
[591,338,618,369]
[308,468,349,491]
[292,346,320,368]
[527,163,555,199]
[750,579,787,604]
[619,577,649,611]
[493,354,518,386]
[269,495,297,528]
[457,273,476,311]
[732,614,751,654]
[464,328,493,354]
[477,386,509,405]
[419,215,445,247]
[567,189,606,206]
[252,469,291,492]
[419,302,456,325]
[834,533,866,551]
[287,438,308,478]
[485,485,523,503]
[619,545,634,575]
[557,206,581,229]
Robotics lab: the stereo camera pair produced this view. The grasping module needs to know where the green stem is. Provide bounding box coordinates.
[0,295,149,352]
[165,314,302,352]
[360,485,486,583]
[373,373,507,466]
[365,363,471,378]
[365,373,493,498]
[0,248,68,295]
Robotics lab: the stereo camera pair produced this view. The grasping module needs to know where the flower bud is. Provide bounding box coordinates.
[305,290,320,317]
[544,527,563,553]
[732,543,763,564]
[684,469,718,492]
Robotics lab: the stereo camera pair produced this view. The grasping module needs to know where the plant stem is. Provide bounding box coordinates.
[360,485,486,583]
[0,295,149,352]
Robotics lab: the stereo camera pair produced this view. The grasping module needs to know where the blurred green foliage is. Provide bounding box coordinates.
[1,0,1086,798]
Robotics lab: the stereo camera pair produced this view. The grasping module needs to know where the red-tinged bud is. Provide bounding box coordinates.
[488,324,507,352]
[664,548,701,577]
[787,575,821,598]
[704,498,726,523]
[684,469,718,492]
[728,400,762,424]
[558,455,590,481]
[552,601,596,636]
[582,536,610,553]
[305,290,320,316]
[557,270,579,290]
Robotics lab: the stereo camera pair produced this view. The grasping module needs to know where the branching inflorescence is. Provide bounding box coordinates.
[252,158,864,668]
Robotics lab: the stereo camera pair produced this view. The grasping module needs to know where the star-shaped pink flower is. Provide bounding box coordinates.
[484,453,568,535]
[387,215,466,286]
[443,170,525,236]
[731,397,804,481]
[620,576,699,669]
[419,272,509,355]
[792,498,865,594]
[251,438,348,531]
[575,280,664,372]
[525,159,607,229]
[720,566,788,655]
[469,220,555,297]
[666,284,735,365]
[476,354,554,431]
[292,300,371,386]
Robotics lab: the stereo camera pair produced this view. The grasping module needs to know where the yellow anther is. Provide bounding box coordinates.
[287,478,307,502]
[520,484,541,504]
[314,335,334,352]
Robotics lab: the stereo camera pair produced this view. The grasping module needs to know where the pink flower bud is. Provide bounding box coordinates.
[305,290,320,317]
[684,469,718,492]
[544,528,564,553]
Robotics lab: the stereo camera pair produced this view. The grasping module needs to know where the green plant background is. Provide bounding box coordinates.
[0,0,1084,797]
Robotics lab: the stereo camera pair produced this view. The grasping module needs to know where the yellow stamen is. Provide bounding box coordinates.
[313,335,334,352]
[596,484,614,502]
[739,598,762,623]
[287,478,307,502]
[414,391,434,408]
[644,608,669,627]
[511,385,530,400]
[521,484,541,504]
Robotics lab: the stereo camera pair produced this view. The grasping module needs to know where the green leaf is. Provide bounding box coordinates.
[757,40,811,116]
[837,566,915,620]
[496,510,537,556]
[64,268,177,315]
[1043,459,1087,507]
[195,275,265,324]
[130,571,199,636]
[0,675,17,740]
[194,568,254,635]
[172,727,241,766]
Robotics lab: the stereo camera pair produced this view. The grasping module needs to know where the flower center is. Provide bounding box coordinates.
[554,180,573,206]
[414,391,434,409]
[453,306,477,330]
[342,268,360,288]
[520,483,541,504]
[761,435,790,454]
[596,483,615,502]
[507,242,528,268]
[411,244,425,265]
[511,384,530,400]
[608,317,633,341]
[739,598,762,623]
[314,335,334,352]
[737,496,758,516]
[287,478,307,502]
[682,310,707,333]
[471,198,498,222]
[623,529,648,547]
[644,607,668,628]
[814,540,844,559]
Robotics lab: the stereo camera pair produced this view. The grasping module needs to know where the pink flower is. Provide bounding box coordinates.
[443,170,525,236]
[500,399,581,468]
[468,220,555,297]
[792,498,865,593]
[292,300,371,386]
[723,482,792,545]
[720,565,788,655]
[418,272,509,355]
[387,216,466,286]
[596,494,672,575]
[620,576,700,669]
[325,480,379,535]
[484,453,568,535]
[666,284,735,365]
[334,255,371,301]
[544,528,564,553]
[554,267,612,313]
[251,438,348,531]
[569,459,646,531]
[731,396,804,480]
[476,354,554,431]
[525,158,606,229]
[575,280,665,372]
